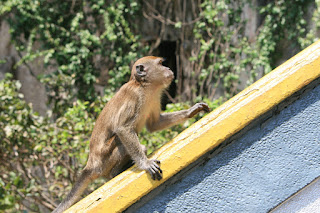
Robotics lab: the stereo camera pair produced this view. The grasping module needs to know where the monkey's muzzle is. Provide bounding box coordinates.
[165,69,174,81]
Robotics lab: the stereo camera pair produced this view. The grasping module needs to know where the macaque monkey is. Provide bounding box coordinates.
[53,56,210,213]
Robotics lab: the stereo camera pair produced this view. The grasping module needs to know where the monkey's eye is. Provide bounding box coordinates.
[159,58,167,66]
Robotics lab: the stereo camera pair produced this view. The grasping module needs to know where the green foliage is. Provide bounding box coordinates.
[0,172,21,210]
[192,0,249,99]
[257,0,313,73]
[1,0,146,115]
[191,0,315,100]
[299,0,320,48]
[0,74,99,211]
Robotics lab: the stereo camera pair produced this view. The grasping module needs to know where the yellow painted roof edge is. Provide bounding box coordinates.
[65,40,320,213]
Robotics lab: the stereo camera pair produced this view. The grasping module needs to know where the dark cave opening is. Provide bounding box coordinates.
[156,41,177,110]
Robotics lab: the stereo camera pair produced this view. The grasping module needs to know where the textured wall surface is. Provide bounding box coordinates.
[136,83,320,213]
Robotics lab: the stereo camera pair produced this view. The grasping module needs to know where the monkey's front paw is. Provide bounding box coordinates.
[143,159,162,180]
[188,102,210,118]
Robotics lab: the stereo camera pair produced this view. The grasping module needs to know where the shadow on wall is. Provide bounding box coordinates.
[134,83,320,213]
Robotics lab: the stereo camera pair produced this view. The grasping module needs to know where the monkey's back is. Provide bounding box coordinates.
[90,81,142,143]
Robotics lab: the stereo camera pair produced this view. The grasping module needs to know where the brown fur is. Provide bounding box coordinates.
[53,56,210,213]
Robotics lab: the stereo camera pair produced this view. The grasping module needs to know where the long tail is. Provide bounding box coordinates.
[52,169,95,213]
[53,135,117,212]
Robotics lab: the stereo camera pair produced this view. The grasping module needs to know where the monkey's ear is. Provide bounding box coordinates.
[135,64,147,82]
[136,65,146,75]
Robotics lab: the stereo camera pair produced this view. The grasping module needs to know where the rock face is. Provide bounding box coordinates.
[0,21,15,79]
[0,20,48,115]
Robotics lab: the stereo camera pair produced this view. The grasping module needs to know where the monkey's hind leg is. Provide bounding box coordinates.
[102,137,132,179]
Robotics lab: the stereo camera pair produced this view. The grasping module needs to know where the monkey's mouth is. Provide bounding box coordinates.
[166,70,174,80]
[164,75,174,88]
[166,75,174,85]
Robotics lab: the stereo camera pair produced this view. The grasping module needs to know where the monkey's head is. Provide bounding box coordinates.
[131,56,174,88]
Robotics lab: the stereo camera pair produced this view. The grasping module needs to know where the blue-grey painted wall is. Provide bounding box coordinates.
[136,84,320,213]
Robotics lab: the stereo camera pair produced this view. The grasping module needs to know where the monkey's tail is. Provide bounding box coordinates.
[52,169,96,213]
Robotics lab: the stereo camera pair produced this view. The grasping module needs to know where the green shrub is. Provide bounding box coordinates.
[0,74,220,211]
